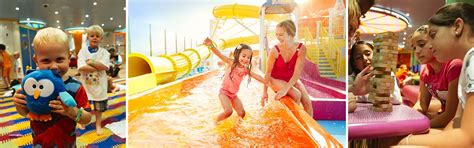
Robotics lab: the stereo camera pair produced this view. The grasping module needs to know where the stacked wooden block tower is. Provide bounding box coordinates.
[369,32,399,112]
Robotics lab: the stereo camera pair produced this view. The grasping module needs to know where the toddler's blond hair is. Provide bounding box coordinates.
[86,25,104,37]
[33,27,69,51]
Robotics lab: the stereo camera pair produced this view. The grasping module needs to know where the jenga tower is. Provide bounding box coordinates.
[369,32,399,112]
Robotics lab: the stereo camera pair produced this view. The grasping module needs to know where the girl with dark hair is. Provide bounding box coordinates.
[203,38,266,123]
[409,25,462,129]
[348,41,402,103]
[399,3,474,146]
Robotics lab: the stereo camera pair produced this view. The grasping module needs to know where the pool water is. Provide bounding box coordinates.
[318,120,347,147]
[128,71,342,146]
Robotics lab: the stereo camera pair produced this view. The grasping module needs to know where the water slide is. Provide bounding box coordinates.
[128,4,290,94]
[128,4,342,146]
[129,70,341,146]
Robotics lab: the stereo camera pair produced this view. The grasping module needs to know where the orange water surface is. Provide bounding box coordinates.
[128,71,336,147]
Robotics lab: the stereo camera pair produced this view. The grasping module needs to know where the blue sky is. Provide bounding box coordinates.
[128,0,265,55]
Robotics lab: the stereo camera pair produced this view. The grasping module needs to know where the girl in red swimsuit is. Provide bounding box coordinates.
[261,20,314,117]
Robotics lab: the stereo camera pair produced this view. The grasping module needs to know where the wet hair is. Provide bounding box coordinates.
[429,2,474,34]
[277,20,296,37]
[0,44,5,50]
[230,44,252,84]
[349,41,374,75]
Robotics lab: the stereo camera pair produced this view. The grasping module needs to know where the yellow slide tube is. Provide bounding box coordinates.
[127,44,212,95]
[213,4,288,21]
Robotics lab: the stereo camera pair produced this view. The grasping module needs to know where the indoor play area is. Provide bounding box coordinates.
[0,0,126,147]
[347,0,473,147]
[128,0,346,147]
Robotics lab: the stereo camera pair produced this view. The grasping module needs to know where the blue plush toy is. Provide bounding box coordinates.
[22,70,77,122]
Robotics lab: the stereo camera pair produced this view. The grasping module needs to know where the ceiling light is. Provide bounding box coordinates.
[101,24,104,26]
[93,2,97,6]
[55,11,59,14]
[15,7,19,11]
[85,14,89,18]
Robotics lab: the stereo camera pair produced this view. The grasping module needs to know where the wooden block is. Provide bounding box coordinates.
[373,70,391,75]
[370,105,393,112]
[375,93,391,97]
[374,67,392,72]
[374,96,391,102]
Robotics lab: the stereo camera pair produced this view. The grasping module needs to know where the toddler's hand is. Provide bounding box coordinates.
[49,97,74,117]
[13,88,27,108]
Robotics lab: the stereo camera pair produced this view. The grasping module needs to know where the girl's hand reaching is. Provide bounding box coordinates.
[203,38,213,47]
[352,66,373,95]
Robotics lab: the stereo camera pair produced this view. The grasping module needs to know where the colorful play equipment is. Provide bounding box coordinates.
[127,45,211,95]
[129,70,342,146]
[127,4,289,95]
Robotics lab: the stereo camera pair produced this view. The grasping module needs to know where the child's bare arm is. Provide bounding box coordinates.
[68,107,92,124]
[78,65,99,73]
[50,100,92,124]
[13,88,28,117]
[87,59,109,71]
[204,38,232,64]
[249,71,266,84]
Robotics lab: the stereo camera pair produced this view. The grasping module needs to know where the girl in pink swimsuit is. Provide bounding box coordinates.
[204,38,266,123]
[262,20,314,117]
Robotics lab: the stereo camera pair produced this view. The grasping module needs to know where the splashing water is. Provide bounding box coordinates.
[128,71,314,147]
